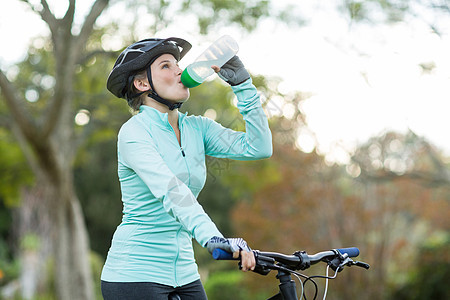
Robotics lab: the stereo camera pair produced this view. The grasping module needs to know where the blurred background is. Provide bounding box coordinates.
[0,0,449,299]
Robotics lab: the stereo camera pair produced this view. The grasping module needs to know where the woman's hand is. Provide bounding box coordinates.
[234,249,256,271]
[211,55,250,86]
[211,65,221,73]
[207,236,255,271]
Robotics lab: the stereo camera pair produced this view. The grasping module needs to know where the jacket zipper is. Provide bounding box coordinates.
[168,121,185,157]
[178,124,191,186]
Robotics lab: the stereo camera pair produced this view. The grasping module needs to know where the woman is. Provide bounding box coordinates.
[101,37,272,299]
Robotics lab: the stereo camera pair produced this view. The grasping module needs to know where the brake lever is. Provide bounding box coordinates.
[329,252,349,272]
[335,259,370,272]
[354,261,370,269]
[336,256,353,272]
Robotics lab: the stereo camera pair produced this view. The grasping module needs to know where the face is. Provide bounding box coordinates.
[149,53,189,102]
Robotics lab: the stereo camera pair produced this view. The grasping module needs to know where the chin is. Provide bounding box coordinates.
[162,89,189,103]
[179,91,190,102]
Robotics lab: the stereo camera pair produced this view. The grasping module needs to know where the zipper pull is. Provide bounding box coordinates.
[181,147,185,157]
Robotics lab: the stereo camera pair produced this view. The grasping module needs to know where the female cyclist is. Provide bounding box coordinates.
[100,37,272,299]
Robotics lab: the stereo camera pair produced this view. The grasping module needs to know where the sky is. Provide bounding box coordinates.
[1,0,450,164]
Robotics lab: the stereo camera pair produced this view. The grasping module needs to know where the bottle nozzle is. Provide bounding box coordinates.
[181,67,202,88]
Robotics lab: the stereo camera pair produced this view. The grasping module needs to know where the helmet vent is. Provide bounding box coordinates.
[122,51,142,63]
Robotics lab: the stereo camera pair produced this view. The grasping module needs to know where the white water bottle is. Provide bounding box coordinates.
[181,35,239,88]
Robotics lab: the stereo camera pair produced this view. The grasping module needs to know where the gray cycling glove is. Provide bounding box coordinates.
[206,236,251,254]
[218,56,250,86]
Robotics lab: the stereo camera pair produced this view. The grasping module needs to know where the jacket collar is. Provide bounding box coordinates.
[139,105,187,130]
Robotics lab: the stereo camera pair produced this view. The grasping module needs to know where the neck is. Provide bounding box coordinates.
[142,97,179,126]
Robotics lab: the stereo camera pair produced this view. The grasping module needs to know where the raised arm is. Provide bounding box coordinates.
[203,77,272,160]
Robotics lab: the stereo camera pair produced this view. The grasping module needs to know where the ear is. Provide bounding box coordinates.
[133,77,151,92]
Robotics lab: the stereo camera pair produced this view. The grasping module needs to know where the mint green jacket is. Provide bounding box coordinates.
[101,79,272,287]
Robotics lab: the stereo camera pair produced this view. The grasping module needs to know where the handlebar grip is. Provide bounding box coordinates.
[337,247,360,257]
[212,249,235,260]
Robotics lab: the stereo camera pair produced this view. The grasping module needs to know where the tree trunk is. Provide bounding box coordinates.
[13,174,94,300]
[13,184,53,299]
[0,1,109,298]
[53,185,94,300]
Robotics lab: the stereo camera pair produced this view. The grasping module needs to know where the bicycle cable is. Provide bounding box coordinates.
[291,272,304,300]
[271,264,319,300]
[306,266,339,281]
[300,265,342,300]
[322,265,330,300]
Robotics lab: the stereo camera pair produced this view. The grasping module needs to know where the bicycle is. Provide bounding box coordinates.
[212,247,370,300]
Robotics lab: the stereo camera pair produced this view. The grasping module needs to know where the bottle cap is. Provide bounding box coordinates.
[181,68,202,88]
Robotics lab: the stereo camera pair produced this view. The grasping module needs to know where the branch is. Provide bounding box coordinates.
[10,122,41,177]
[360,170,450,189]
[430,1,450,13]
[78,49,119,65]
[39,0,57,25]
[74,0,110,61]
[422,141,448,174]
[39,0,76,139]
[62,0,76,25]
[40,0,110,139]
[0,75,57,183]
[20,0,58,37]
[0,69,39,144]
[354,143,450,189]
[40,72,72,140]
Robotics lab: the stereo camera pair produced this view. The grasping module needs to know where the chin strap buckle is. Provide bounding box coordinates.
[148,92,182,111]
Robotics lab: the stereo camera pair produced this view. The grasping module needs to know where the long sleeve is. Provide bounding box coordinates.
[203,78,272,160]
[118,123,223,246]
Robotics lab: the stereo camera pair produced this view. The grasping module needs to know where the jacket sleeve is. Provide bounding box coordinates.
[118,123,223,246]
[203,78,273,160]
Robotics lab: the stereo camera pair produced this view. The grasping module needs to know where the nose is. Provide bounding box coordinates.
[176,65,182,75]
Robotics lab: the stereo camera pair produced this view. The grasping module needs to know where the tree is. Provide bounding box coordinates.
[219,88,450,300]
[350,131,450,187]
[389,234,450,300]
[342,0,449,35]
[0,0,287,298]
[0,1,109,298]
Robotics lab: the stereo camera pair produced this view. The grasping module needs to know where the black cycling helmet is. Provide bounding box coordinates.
[107,37,191,110]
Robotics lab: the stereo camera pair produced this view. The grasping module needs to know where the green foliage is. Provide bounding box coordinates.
[0,197,17,289]
[10,251,106,300]
[75,135,123,258]
[11,37,55,117]
[0,128,33,207]
[342,0,409,22]
[198,174,235,235]
[222,159,281,200]
[389,232,450,300]
[90,251,106,300]
[203,271,251,300]
[341,0,448,25]
[20,233,41,252]
[0,202,12,239]
[0,238,20,287]
[181,0,270,34]
[2,2,450,299]
[182,79,235,116]
[345,0,366,21]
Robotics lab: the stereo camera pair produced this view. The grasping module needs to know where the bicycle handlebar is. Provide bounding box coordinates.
[213,246,369,273]
[213,247,359,261]
[212,246,369,300]
[212,248,234,260]
[337,247,360,257]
